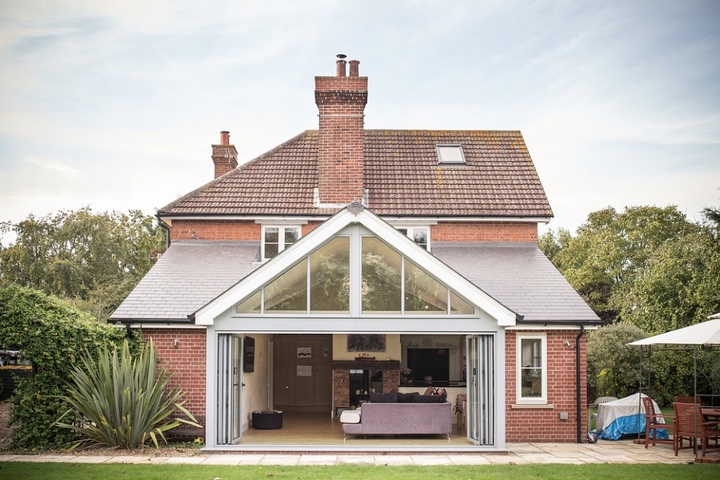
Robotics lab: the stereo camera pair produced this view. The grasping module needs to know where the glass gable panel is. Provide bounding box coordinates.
[450,291,474,314]
[310,237,350,313]
[361,237,401,313]
[236,290,262,313]
[404,259,447,313]
[264,258,308,313]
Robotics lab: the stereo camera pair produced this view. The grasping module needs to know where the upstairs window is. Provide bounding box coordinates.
[263,226,301,260]
[436,144,466,164]
[397,227,429,251]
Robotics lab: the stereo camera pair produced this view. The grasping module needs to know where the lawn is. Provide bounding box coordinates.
[1,462,719,479]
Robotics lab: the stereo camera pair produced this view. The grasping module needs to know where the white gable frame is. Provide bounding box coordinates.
[194,203,518,327]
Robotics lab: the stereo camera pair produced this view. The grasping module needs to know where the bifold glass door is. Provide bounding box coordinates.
[217,334,242,445]
[466,334,495,445]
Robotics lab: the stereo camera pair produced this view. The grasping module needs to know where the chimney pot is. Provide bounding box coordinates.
[336,54,348,77]
[349,60,360,77]
[220,130,230,145]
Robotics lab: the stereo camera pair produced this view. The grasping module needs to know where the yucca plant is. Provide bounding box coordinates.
[55,339,201,450]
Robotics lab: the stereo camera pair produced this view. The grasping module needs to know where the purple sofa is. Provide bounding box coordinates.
[341,402,452,440]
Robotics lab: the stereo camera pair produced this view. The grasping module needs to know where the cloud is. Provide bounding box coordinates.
[24,156,83,178]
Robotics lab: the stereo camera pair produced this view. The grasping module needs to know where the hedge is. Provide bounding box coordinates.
[0,284,133,450]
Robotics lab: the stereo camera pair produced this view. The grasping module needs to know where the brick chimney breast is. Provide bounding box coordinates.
[315,57,367,205]
[211,130,238,179]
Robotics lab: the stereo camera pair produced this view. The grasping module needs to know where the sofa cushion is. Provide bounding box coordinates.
[339,409,361,424]
[397,392,419,403]
[369,391,398,403]
[412,393,444,403]
[431,387,448,402]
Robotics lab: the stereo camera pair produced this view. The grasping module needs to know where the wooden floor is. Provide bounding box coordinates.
[239,411,472,448]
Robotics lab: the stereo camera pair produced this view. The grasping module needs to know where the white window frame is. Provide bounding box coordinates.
[396,226,430,251]
[516,333,547,405]
[436,144,466,164]
[262,225,301,260]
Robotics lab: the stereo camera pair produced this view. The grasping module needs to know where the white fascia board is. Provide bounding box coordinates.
[194,209,358,325]
[354,210,518,326]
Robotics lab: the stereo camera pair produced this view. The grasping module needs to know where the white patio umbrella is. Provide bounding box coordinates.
[628,315,720,455]
[628,317,720,347]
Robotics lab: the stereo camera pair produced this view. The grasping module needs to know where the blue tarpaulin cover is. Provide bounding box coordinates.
[596,393,669,441]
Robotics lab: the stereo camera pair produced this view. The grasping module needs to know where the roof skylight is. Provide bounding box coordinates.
[436,144,466,164]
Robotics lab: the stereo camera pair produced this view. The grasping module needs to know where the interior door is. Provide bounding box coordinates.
[466,334,495,446]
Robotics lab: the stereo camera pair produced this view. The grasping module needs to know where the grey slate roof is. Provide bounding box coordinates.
[433,242,600,323]
[111,240,599,325]
[158,130,553,219]
[111,241,260,322]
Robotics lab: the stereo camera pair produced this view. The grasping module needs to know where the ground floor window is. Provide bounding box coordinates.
[516,333,547,404]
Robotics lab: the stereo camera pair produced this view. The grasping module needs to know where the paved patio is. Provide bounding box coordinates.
[0,439,708,465]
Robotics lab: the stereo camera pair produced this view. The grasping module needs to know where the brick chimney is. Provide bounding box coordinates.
[211,130,238,178]
[315,55,367,205]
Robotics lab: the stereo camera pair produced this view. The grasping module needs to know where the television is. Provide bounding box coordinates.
[407,348,449,384]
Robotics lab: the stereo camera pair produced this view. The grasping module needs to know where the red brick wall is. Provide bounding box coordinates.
[169,220,536,243]
[171,220,260,241]
[504,330,587,442]
[433,222,538,242]
[170,220,323,242]
[142,328,207,418]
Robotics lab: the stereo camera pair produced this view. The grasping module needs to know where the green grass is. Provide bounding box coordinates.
[1,463,719,480]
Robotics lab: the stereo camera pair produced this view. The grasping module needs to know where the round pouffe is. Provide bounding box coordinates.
[252,410,283,429]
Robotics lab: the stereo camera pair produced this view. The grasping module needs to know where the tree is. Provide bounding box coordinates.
[542,203,720,404]
[542,205,698,323]
[0,208,165,321]
[586,322,646,400]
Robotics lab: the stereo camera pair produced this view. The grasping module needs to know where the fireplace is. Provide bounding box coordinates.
[332,360,400,414]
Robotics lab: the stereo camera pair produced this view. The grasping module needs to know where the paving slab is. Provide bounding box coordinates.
[199,454,247,465]
[259,454,301,465]
[446,454,493,465]
[373,454,414,466]
[298,454,338,465]
[336,454,376,465]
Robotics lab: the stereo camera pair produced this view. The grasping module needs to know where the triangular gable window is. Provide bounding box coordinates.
[235,234,474,316]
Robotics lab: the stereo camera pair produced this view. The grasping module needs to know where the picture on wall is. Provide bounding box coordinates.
[297,347,312,358]
[347,334,386,352]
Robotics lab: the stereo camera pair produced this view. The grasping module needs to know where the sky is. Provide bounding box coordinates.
[1,0,719,243]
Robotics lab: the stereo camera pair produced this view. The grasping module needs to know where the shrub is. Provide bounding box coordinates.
[56,339,200,450]
[0,284,129,449]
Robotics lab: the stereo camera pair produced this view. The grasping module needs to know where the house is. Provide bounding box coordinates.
[111,57,601,450]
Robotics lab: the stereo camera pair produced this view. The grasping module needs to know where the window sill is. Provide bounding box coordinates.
[511,403,554,409]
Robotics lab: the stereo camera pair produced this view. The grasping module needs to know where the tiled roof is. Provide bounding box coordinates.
[110,241,260,322]
[158,130,553,218]
[433,242,600,323]
[111,240,599,325]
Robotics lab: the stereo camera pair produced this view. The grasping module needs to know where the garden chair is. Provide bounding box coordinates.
[587,396,617,432]
[674,396,700,404]
[641,396,675,450]
[673,401,720,458]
